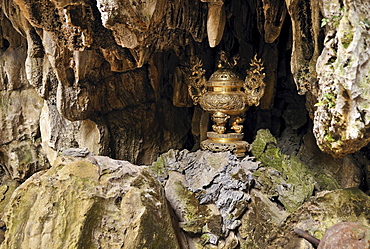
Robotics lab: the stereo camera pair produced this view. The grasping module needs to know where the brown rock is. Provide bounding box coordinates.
[285,0,321,95]
[318,222,370,249]
[245,188,370,249]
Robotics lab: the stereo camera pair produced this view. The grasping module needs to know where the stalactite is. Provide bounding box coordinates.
[206,1,226,47]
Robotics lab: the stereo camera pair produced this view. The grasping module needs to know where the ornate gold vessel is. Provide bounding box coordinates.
[189,52,265,156]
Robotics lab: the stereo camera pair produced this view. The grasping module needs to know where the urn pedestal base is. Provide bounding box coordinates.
[200,132,249,157]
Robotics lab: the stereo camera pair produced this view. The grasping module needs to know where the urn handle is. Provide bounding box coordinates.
[243,55,266,106]
[188,56,206,105]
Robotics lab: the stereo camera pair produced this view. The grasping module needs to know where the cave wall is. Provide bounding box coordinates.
[1,0,206,172]
[2,1,370,247]
[0,7,48,180]
[1,0,370,182]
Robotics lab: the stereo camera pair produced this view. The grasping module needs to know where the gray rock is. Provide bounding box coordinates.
[184,151,231,192]
[159,150,254,247]
[61,147,91,157]
[240,156,260,171]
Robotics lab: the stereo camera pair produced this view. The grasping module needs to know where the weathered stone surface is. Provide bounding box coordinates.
[245,188,370,249]
[254,127,366,213]
[206,1,226,48]
[0,177,19,244]
[165,171,222,237]
[106,99,192,164]
[314,0,370,157]
[3,0,370,175]
[297,128,363,190]
[0,151,180,249]
[239,189,289,248]
[0,179,18,214]
[285,0,322,96]
[318,222,370,249]
[150,149,370,249]
[256,0,287,44]
[3,0,370,247]
[40,102,110,165]
[251,129,315,212]
[1,0,199,167]
[0,88,42,145]
[4,0,352,169]
[0,10,49,181]
[11,0,207,71]
[151,149,257,248]
[1,145,370,249]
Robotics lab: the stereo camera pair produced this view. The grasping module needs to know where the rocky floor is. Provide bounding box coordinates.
[0,131,369,248]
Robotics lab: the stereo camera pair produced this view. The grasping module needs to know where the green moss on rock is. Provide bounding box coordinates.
[149,149,181,181]
[130,171,180,249]
[251,129,315,212]
[150,153,169,179]
[315,173,341,190]
[342,32,353,48]
[172,180,220,235]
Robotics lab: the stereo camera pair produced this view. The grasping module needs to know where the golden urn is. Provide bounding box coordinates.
[188,52,265,156]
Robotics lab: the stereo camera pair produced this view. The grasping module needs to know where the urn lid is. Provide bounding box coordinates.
[207,68,243,87]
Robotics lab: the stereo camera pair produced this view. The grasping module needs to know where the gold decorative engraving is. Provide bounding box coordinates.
[188,56,206,105]
[244,55,266,106]
[207,68,243,87]
[201,132,249,157]
[211,112,230,134]
[200,93,247,113]
[231,116,244,133]
[188,52,266,157]
[217,51,239,69]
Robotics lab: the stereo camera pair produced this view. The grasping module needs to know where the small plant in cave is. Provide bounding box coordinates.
[342,32,354,49]
[324,133,335,143]
[315,92,336,108]
[321,7,345,28]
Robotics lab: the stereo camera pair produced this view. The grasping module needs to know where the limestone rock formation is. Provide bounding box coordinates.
[251,129,315,212]
[1,0,370,247]
[150,149,257,248]
[241,188,370,249]
[148,148,370,248]
[285,0,321,96]
[1,149,180,249]
[314,0,370,157]
[1,0,370,183]
[0,8,48,181]
[0,147,369,248]
[1,0,197,178]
